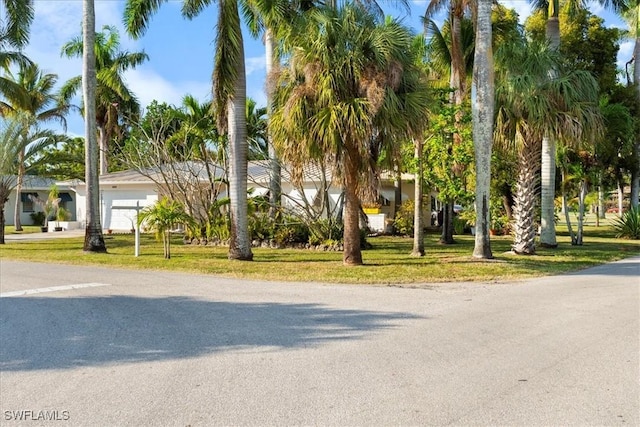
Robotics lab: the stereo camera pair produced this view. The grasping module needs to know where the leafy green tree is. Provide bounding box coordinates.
[139,197,195,259]
[0,62,68,231]
[126,0,253,261]
[271,5,429,265]
[526,7,621,97]
[30,137,85,181]
[61,25,148,175]
[422,92,474,240]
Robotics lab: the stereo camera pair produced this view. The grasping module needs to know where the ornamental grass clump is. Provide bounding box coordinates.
[612,206,640,240]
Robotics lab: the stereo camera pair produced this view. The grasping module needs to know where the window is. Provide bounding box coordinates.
[21,193,38,213]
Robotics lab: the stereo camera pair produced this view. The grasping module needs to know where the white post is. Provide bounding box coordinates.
[135,200,140,257]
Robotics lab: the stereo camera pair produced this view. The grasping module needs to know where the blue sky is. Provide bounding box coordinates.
[25,1,631,136]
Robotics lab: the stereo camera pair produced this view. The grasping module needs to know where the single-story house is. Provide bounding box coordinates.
[81,161,440,233]
[3,175,79,230]
[6,161,442,233]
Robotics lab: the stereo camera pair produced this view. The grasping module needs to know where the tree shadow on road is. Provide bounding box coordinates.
[0,296,420,371]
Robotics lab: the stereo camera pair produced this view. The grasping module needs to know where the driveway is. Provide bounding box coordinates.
[0,258,638,426]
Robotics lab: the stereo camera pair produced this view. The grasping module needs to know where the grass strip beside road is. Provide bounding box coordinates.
[2,224,638,285]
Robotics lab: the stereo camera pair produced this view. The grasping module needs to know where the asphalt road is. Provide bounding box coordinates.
[0,257,638,426]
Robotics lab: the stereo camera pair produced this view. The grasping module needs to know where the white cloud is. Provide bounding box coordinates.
[586,0,605,16]
[26,1,136,83]
[246,56,266,76]
[498,0,533,24]
[617,40,634,71]
[124,68,211,109]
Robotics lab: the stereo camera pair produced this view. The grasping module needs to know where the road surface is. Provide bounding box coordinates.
[1,257,638,426]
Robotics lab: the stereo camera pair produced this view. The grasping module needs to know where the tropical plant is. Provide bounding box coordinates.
[528,0,629,248]
[30,136,86,181]
[0,62,69,231]
[494,37,602,254]
[82,0,107,253]
[0,115,57,243]
[139,197,195,259]
[271,5,429,265]
[612,205,640,239]
[61,25,148,175]
[622,0,639,207]
[422,0,476,244]
[126,0,253,261]
[246,97,267,160]
[0,0,34,69]
[394,199,415,236]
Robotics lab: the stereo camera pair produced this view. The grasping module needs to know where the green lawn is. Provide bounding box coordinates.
[2,221,638,285]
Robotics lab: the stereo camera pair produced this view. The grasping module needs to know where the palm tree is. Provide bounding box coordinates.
[0,62,68,231]
[82,0,107,253]
[0,115,58,243]
[125,0,254,261]
[139,197,195,259]
[0,0,34,69]
[242,0,308,218]
[61,25,148,175]
[494,38,602,254]
[530,0,629,247]
[623,0,639,207]
[471,0,494,259]
[246,97,267,160]
[270,5,429,265]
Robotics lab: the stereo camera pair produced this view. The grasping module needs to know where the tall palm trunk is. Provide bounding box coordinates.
[539,3,560,248]
[512,137,540,255]
[265,28,281,218]
[411,138,424,257]
[98,124,109,175]
[632,30,640,208]
[343,150,362,266]
[576,179,586,245]
[0,185,10,244]
[82,0,106,253]
[440,8,465,245]
[471,0,494,259]
[12,148,24,231]
[227,19,253,261]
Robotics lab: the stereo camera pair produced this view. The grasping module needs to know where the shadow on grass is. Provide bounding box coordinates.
[0,296,420,372]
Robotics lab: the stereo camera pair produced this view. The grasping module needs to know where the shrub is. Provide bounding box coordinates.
[613,206,640,239]
[249,212,275,241]
[274,219,309,245]
[30,211,46,226]
[308,218,344,245]
[453,216,466,235]
[393,200,415,236]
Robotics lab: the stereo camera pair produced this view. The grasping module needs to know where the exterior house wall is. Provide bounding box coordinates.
[100,186,159,231]
[72,183,159,231]
[4,185,77,227]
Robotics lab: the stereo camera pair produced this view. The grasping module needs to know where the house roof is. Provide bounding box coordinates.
[95,161,338,187]
[84,160,406,188]
[1,175,67,190]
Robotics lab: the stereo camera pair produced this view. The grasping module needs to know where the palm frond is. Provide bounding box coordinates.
[124,0,169,38]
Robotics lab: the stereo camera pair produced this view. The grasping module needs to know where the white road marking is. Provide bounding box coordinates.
[0,283,111,298]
